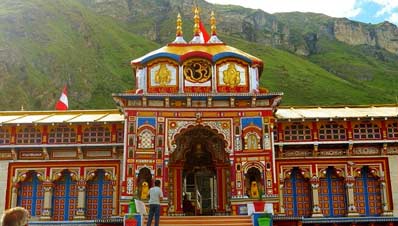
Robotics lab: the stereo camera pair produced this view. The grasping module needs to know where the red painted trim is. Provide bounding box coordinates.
[112,124,117,142]
[42,125,48,144]
[277,123,283,142]
[176,168,182,212]
[346,121,353,139]
[180,51,213,62]
[312,122,318,141]
[381,120,387,139]
[11,126,16,144]
[77,125,82,143]
[167,43,226,47]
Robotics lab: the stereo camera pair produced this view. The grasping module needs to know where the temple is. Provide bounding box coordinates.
[1,8,398,226]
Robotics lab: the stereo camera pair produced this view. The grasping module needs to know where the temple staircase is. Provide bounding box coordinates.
[143,215,253,226]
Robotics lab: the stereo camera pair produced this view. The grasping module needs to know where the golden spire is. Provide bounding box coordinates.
[193,7,200,36]
[176,13,183,37]
[210,11,217,35]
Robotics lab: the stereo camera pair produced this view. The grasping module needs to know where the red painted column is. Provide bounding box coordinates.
[174,166,183,213]
[11,126,16,144]
[42,125,48,144]
[216,166,225,212]
[111,124,117,142]
[312,122,318,141]
[277,123,284,142]
[381,121,387,139]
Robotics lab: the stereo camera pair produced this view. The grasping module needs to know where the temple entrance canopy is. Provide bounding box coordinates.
[169,125,231,215]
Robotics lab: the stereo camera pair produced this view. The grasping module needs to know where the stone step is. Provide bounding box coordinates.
[142,215,253,226]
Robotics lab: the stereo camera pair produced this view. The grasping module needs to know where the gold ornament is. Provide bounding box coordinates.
[223,63,241,87]
[155,63,171,86]
[183,59,212,83]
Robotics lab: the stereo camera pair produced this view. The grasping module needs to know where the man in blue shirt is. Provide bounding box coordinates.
[147,180,163,226]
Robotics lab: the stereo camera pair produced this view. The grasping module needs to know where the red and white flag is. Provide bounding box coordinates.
[55,85,68,110]
[199,21,210,43]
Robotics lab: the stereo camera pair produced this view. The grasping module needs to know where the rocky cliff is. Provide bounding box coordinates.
[81,0,398,56]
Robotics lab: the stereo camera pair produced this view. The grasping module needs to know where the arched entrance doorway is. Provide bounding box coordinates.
[168,125,230,215]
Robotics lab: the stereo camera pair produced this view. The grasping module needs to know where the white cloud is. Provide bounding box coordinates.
[389,12,398,23]
[368,0,398,17]
[205,0,361,18]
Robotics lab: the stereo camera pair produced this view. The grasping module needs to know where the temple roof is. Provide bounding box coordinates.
[276,105,398,120]
[0,109,124,125]
[0,105,397,125]
[131,43,263,69]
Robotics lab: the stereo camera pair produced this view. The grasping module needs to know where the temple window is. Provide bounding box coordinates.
[244,133,261,150]
[284,123,312,141]
[17,171,44,217]
[318,167,346,217]
[117,127,124,143]
[86,169,113,219]
[319,122,346,140]
[353,122,381,140]
[282,167,312,217]
[387,122,398,139]
[354,166,382,216]
[48,126,76,144]
[83,126,111,143]
[53,170,78,221]
[0,127,11,144]
[138,130,155,149]
[16,127,42,144]
[273,127,278,142]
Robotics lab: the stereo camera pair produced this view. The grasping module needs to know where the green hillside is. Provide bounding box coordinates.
[0,0,397,110]
[0,0,158,110]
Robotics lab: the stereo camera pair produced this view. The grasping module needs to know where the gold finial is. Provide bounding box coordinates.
[210,11,217,35]
[176,13,183,37]
[193,7,200,36]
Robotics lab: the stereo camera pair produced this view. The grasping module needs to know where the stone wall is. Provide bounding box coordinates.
[388,155,398,216]
[0,161,9,219]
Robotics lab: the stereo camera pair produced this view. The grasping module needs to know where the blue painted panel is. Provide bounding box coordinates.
[213,52,253,64]
[241,117,262,128]
[140,53,180,65]
[137,117,156,127]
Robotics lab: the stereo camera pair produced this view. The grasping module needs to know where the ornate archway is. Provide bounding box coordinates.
[168,125,231,215]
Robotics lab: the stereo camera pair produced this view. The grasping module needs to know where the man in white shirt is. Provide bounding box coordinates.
[146,180,163,226]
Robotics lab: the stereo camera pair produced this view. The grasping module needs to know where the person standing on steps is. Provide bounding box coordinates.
[147,179,163,226]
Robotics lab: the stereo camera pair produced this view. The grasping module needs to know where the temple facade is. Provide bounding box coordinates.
[1,9,398,226]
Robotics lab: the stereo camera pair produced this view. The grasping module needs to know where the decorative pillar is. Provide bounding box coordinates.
[216,166,226,212]
[172,166,183,213]
[313,144,319,157]
[345,176,359,216]
[112,180,118,216]
[380,172,393,216]
[40,180,54,220]
[74,179,87,220]
[310,176,323,217]
[10,183,19,208]
[278,173,285,215]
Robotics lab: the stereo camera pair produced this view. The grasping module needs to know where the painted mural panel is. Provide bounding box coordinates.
[216,59,249,92]
[147,60,178,93]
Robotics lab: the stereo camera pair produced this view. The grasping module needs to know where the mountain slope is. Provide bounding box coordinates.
[0,0,398,110]
[0,0,158,110]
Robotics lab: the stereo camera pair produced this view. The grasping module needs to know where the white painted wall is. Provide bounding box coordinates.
[388,155,398,216]
[0,161,9,217]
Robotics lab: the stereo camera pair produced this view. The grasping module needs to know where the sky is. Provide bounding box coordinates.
[205,0,398,25]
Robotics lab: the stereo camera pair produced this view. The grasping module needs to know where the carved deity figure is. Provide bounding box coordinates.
[250,181,259,199]
[223,63,241,87]
[155,63,171,86]
[140,181,149,200]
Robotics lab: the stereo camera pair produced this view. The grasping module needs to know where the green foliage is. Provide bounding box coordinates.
[0,0,397,110]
